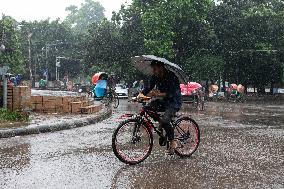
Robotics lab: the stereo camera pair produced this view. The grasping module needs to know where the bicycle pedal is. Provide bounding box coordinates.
[166,150,175,156]
[159,137,167,146]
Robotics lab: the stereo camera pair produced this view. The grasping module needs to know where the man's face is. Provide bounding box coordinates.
[152,65,163,77]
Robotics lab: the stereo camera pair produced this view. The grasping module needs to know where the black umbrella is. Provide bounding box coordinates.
[131,55,188,84]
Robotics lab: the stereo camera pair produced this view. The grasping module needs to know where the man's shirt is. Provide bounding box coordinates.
[142,71,182,109]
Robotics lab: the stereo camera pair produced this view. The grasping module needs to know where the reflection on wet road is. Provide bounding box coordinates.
[0,101,283,188]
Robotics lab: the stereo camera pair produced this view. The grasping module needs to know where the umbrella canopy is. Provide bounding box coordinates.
[187,82,202,89]
[180,82,202,96]
[92,72,108,84]
[131,55,188,84]
[230,84,238,90]
[237,84,244,93]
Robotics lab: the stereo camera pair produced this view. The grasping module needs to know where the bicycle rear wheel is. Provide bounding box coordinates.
[174,117,200,157]
[192,96,199,109]
[112,93,119,108]
[112,119,153,165]
[198,96,205,111]
[101,94,111,106]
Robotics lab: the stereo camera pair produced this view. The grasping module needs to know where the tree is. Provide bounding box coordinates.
[85,20,125,76]
[65,0,105,32]
[0,15,24,74]
[85,3,146,82]
[113,4,145,58]
[111,3,146,81]
[186,52,224,82]
[18,19,80,80]
[141,0,214,63]
[210,0,284,92]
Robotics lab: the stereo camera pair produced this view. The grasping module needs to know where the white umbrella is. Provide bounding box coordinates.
[131,55,188,84]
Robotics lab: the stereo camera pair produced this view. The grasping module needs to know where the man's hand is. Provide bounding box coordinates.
[136,93,144,99]
[136,93,150,100]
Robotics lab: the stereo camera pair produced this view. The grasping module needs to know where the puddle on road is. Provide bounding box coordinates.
[180,102,284,128]
[0,142,30,170]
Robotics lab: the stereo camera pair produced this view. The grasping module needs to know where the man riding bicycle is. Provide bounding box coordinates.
[137,60,182,155]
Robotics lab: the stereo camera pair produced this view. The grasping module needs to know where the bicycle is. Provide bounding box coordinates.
[102,88,119,109]
[112,98,200,165]
[182,88,205,111]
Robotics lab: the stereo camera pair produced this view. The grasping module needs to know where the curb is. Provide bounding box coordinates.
[0,107,112,139]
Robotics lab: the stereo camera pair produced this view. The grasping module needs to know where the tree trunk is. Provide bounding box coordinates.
[205,80,209,94]
[28,37,33,88]
[270,83,274,95]
[222,80,226,92]
[258,85,265,94]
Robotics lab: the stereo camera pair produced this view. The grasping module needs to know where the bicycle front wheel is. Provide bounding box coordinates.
[112,119,153,165]
[174,117,200,157]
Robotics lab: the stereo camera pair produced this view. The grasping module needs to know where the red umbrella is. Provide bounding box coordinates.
[230,84,238,90]
[180,82,202,95]
[237,84,244,93]
[188,82,202,89]
[92,72,108,84]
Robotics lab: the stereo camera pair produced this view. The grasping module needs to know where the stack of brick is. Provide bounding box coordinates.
[42,96,64,113]
[4,86,31,112]
[0,85,100,114]
[62,96,72,113]
[31,96,43,112]
[31,95,96,114]
[80,103,102,114]
[7,85,13,110]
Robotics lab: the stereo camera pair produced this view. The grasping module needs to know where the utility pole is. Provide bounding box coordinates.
[56,56,66,81]
[44,41,64,82]
[1,66,9,109]
[56,57,59,80]
[0,44,4,55]
[45,44,49,81]
[28,33,33,87]
[0,16,7,108]
[0,20,5,56]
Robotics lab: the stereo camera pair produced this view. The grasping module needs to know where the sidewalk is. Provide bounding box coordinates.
[0,107,112,139]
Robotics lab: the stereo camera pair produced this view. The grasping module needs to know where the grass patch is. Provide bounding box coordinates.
[0,109,29,123]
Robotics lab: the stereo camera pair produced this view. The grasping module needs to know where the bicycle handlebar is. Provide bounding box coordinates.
[131,97,151,103]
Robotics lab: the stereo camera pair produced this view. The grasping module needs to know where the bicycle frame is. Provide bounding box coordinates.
[136,107,164,138]
[120,101,191,141]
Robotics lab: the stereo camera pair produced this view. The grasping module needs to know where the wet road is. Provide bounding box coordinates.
[31,89,81,97]
[0,101,283,189]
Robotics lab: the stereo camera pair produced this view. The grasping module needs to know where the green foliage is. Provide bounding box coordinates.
[84,0,284,88]
[85,3,147,81]
[141,0,214,60]
[86,20,123,72]
[210,0,284,88]
[17,19,84,80]
[186,53,224,81]
[65,0,105,32]
[1,0,284,92]
[0,109,28,122]
[0,16,25,74]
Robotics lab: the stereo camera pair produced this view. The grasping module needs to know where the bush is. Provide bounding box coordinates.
[0,109,29,122]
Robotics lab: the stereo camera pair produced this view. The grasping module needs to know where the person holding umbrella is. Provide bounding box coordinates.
[137,60,182,155]
[93,72,108,98]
